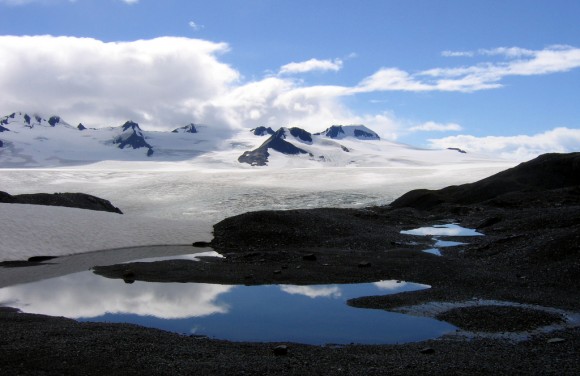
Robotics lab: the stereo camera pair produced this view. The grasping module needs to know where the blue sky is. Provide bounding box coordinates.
[0,0,579,158]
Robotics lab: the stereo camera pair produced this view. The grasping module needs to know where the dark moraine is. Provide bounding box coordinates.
[0,191,123,214]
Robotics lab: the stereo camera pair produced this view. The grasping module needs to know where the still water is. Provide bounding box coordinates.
[0,252,456,345]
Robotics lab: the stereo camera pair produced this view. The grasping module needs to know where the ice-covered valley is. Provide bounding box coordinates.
[0,161,514,264]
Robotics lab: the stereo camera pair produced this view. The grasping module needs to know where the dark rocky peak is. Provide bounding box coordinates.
[114,120,153,156]
[316,125,345,139]
[288,127,313,143]
[172,123,198,133]
[121,120,141,132]
[77,123,87,131]
[316,125,380,140]
[0,139,3,147]
[238,128,311,166]
[48,116,62,127]
[251,126,275,136]
[353,128,379,140]
[0,124,10,132]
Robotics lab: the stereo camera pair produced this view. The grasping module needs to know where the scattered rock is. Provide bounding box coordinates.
[420,347,435,354]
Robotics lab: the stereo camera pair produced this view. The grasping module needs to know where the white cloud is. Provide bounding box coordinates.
[409,121,463,132]
[280,285,342,299]
[362,45,580,93]
[428,127,580,160]
[279,58,343,75]
[188,21,204,30]
[441,50,475,58]
[122,0,138,4]
[0,36,238,131]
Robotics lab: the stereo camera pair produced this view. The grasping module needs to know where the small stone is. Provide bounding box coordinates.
[122,269,135,284]
[358,261,371,268]
[302,254,317,261]
[547,337,566,344]
[273,345,288,356]
[420,347,435,354]
[273,270,282,274]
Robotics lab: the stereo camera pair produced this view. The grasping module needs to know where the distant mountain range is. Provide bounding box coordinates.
[0,112,484,168]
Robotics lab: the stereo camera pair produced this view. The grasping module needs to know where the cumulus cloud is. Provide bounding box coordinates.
[0,36,238,131]
[363,45,580,93]
[0,35,579,154]
[428,127,580,160]
[409,122,463,132]
[279,58,343,75]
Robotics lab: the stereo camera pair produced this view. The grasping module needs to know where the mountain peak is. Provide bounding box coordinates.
[316,125,380,140]
[121,121,141,132]
[251,126,275,136]
[172,123,198,134]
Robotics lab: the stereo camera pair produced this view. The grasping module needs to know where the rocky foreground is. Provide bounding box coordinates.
[1,153,579,375]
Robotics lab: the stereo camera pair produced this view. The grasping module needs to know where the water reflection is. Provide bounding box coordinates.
[0,269,456,345]
[401,224,483,257]
[401,224,483,237]
[0,271,232,319]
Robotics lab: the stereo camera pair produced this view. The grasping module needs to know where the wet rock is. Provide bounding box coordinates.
[192,241,211,247]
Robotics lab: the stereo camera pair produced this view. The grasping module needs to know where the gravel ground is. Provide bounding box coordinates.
[2,153,579,375]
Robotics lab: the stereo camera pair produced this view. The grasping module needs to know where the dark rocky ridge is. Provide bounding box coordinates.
[238,128,311,166]
[0,191,123,214]
[113,121,154,156]
[251,126,275,136]
[390,152,580,210]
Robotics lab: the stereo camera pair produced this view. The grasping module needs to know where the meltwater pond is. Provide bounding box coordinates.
[0,259,456,345]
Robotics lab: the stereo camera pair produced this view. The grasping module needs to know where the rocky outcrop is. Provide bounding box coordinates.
[316,125,380,140]
[113,121,154,156]
[238,128,311,166]
[0,191,123,214]
[390,152,580,210]
[172,123,198,133]
[251,126,275,136]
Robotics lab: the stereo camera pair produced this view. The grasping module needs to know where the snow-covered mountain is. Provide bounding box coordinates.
[236,125,479,167]
[0,112,492,168]
[0,112,216,167]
